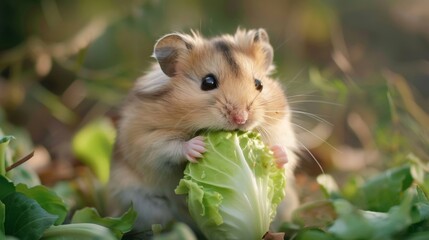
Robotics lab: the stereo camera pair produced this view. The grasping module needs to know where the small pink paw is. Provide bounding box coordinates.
[271,145,288,169]
[183,136,206,163]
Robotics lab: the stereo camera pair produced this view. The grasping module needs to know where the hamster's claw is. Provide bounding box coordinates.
[271,145,288,169]
[184,136,206,163]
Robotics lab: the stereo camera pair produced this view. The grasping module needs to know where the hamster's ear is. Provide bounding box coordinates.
[252,28,274,71]
[153,33,192,77]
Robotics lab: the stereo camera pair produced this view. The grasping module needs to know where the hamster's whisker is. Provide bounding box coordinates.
[289,110,333,126]
[283,67,306,89]
[258,98,284,105]
[254,108,290,117]
[273,35,293,51]
[260,113,284,124]
[248,91,262,108]
[263,110,288,113]
[296,138,325,175]
[262,114,282,121]
[262,109,332,127]
[286,93,321,100]
[256,125,272,141]
[287,99,342,106]
[291,122,340,153]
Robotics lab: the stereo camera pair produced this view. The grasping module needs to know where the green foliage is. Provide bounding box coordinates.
[294,228,335,240]
[41,223,116,240]
[71,206,137,239]
[0,132,136,239]
[0,175,15,200]
[352,165,413,211]
[286,163,429,240]
[8,166,41,188]
[0,201,4,236]
[0,136,40,188]
[72,118,115,184]
[3,192,57,240]
[0,136,13,176]
[16,184,68,225]
[152,223,197,240]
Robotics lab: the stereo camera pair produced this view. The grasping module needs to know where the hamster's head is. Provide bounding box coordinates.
[150,28,288,131]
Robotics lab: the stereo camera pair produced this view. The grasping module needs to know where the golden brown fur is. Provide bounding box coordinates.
[109,28,299,232]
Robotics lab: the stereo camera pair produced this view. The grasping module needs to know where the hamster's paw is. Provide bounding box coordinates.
[271,145,288,168]
[183,136,206,163]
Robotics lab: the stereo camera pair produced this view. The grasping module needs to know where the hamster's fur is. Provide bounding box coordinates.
[109,28,299,232]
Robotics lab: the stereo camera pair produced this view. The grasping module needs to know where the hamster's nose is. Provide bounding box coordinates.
[231,110,248,125]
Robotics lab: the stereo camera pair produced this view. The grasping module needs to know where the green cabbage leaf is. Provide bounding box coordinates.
[175,131,286,240]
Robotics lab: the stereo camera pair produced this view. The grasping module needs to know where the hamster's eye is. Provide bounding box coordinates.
[201,74,218,91]
[255,79,263,92]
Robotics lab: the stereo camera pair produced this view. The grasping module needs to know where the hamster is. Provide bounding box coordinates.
[108,28,299,232]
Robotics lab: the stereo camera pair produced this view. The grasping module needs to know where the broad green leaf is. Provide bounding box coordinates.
[278,222,300,237]
[3,192,57,240]
[328,199,374,239]
[411,187,429,224]
[71,206,136,239]
[5,236,19,240]
[16,184,68,225]
[7,166,41,188]
[0,201,5,235]
[369,193,413,239]
[153,222,197,240]
[0,136,13,144]
[72,118,115,184]
[421,174,429,201]
[0,136,13,176]
[51,181,80,211]
[0,175,15,200]
[416,185,429,204]
[295,228,336,240]
[329,193,416,240]
[41,223,116,240]
[357,165,412,211]
[407,231,429,240]
[0,133,40,187]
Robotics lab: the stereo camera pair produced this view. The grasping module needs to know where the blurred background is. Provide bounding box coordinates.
[0,0,428,214]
